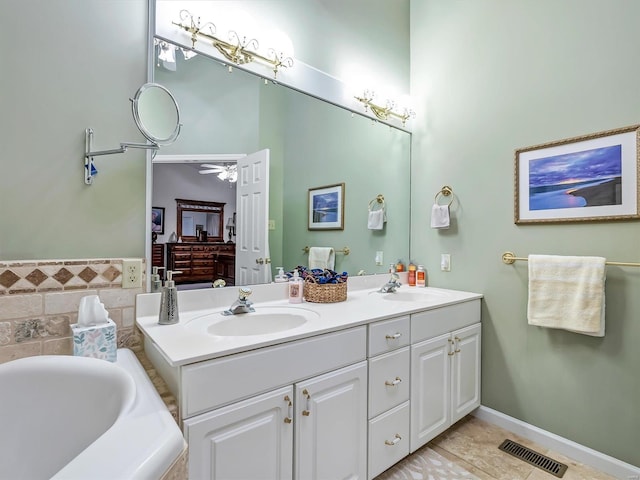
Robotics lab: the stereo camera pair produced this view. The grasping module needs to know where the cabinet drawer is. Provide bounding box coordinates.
[368,316,410,357]
[368,347,409,418]
[181,326,367,418]
[368,401,410,480]
[411,299,480,343]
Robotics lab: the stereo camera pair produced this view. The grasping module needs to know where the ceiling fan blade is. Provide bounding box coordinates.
[200,164,225,169]
[198,170,221,174]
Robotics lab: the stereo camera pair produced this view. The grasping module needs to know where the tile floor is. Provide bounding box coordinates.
[375,415,617,480]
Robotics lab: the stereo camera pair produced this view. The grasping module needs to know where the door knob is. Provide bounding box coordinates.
[256,258,265,264]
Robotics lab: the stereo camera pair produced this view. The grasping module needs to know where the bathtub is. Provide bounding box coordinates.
[0,348,185,480]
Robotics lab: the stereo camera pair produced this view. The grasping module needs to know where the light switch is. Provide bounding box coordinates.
[441,254,451,272]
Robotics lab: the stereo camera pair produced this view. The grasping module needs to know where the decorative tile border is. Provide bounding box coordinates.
[0,259,145,295]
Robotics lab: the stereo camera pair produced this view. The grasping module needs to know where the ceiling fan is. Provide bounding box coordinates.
[199,163,238,182]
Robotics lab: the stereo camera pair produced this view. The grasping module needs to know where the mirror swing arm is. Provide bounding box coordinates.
[84,82,181,185]
[84,129,160,185]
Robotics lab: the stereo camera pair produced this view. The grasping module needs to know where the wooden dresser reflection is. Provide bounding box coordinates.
[166,242,235,285]
[152,243,165,270]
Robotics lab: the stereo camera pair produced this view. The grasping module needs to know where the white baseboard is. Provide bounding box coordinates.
[473,406,640,480]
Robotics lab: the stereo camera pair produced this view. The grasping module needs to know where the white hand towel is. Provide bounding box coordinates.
[527,254,606,336]
[430,204,450,229]
[368,209,385,230]
[308,247,335,270]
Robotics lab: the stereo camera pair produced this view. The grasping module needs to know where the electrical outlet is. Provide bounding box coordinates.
[268,219,276,230]
[441,254,451,272]
[122,259,142,288]
[375,251,384,266]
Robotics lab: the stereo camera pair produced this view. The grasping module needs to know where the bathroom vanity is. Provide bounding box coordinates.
[136,275,482,480]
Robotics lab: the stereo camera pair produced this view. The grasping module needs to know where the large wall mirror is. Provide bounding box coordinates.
[150,37,411,287]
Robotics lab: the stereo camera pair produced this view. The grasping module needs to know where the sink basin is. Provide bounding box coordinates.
[371,289,449,302]
[186,307,319,337]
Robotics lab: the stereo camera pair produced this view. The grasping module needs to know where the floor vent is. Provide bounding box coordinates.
[498,439,568,478]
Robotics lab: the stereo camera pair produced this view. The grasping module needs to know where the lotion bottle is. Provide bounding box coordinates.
[417,265,426,287]
[288,269,303,303]
[408,261,417,286]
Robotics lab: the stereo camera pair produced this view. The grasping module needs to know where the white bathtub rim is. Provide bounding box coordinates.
[51,348,185,480]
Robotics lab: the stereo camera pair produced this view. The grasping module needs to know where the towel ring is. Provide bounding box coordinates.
[368,194,385,211]
[434,186,454,206]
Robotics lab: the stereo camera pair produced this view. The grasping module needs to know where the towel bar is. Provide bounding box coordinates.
[303,246,350,255]
[502,251,640,267]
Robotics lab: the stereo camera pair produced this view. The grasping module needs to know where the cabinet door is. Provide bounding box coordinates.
[451,323,481,424]
[295,362,367,480]
[184,386,293,480]
[410,333,451,452]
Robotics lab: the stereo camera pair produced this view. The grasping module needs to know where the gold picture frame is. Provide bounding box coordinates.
[515,125,640,224]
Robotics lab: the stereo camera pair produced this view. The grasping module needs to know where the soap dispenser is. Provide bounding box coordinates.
[150,266,164,293]
[274,267,288,283]
[159,270,181,325]
[288,269,303,303]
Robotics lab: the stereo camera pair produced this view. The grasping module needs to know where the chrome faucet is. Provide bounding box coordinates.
[379,273,402,293]
[222,287,255,315]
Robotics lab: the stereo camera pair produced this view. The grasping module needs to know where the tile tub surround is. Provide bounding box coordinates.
[0,258,145,363]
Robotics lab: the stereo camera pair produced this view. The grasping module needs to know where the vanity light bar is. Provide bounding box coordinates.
[172,10,294,78]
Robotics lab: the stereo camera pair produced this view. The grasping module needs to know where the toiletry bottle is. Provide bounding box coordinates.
[408,261,417,286]
[417,265,426,287]
[395,259,405,272]
[275,267,288,283]
[150,266,164,293]
[159,270,181,325]
[289,269,303,303]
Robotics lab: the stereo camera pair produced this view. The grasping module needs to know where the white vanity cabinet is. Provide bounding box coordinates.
[185,361,368,480]
[295,362,368,480]
[367,315,411,479]
[184,386,294,480]
[148,326,369,480]
[409,300,481,452]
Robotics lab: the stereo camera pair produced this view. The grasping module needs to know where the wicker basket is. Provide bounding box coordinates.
[303,276,347,303]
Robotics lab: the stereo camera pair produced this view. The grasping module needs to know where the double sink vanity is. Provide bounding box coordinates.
[136,274,482,479]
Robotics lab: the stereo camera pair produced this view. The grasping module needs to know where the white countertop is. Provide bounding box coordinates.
[136,274,482,367]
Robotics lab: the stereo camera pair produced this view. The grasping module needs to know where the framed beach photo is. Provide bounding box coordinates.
[308,183,345,230]
[515,125,640,224]
[151,207,165,234]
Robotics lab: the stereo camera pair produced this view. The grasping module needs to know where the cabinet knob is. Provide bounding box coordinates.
[384,434,402,446]
[384,377,402,387]
[454,336,461,353]
[385,332,402,340]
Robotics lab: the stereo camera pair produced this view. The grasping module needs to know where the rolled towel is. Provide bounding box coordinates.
[308,247,335,270]
[430,204,450,229]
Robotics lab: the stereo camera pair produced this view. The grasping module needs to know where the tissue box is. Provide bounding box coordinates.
[71,319,117,362]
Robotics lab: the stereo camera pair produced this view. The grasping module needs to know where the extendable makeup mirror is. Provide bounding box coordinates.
[84,83,181,185]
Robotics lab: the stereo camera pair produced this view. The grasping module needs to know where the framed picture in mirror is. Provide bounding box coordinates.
[308,183,345,230]
[152,207,165,234]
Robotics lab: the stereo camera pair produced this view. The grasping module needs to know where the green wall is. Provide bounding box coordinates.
[1,0,148,260]
[410,0,640,466]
